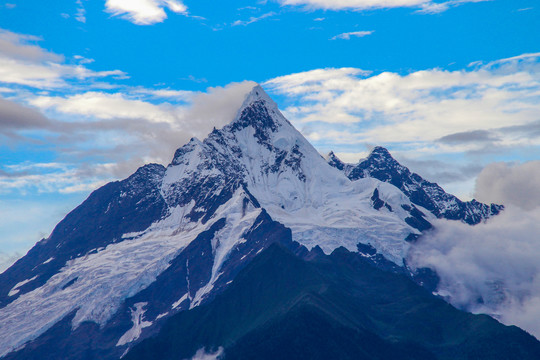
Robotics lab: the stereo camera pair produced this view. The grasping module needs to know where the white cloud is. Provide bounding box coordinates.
[277,0,489,12]
[105,0,187,25]
[408,205,540,339]
[30,91,185,123]
[330,30,374,40]
[475,161,540,211]
[0,58,125,88]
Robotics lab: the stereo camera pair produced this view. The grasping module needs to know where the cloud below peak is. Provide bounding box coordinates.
[475,161,540,211]
[409,205,540,340]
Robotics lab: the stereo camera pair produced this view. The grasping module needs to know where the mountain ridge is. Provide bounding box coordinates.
[327,147,503,225]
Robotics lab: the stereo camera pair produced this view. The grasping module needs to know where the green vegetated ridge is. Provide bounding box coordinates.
[126,244,540,360]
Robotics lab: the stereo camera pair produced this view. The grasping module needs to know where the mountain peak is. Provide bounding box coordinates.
[326,151,346,171]
[368,146,393,161]
[237,84,277,115]
[228,84,289,136]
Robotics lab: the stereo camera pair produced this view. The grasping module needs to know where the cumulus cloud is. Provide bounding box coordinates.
[105,0,188,25]
[408,206,540,339]
[330,30,374,40]
[265,54,540,154]
[475,161,540,211]
[277,0,488,12]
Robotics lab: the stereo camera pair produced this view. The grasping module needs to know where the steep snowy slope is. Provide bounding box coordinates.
[178,86,434,265]
[0,85,504,359]
[327,147,503,225]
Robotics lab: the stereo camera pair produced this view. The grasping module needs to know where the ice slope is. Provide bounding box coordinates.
[0,188,262,357]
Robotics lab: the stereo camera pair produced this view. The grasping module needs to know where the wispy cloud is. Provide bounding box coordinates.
[75,0,86,23]
[0,29,126,89]
[232,12,276,26]
[277,0,489,13]
[417,0,490,14]
[330,30,374,40]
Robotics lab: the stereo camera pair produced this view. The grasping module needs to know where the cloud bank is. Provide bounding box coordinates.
[410,163,540,339]
[475,161,540,211]
[409,207,540,339]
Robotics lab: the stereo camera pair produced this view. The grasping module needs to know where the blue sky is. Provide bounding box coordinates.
[0,0,539,269]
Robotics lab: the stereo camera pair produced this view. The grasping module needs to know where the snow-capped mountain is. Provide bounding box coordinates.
[0,85,510,359]
[327,148,502,225]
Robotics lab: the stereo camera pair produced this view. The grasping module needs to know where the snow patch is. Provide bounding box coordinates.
[116,302,152,347]
[189,347,224,360]
[171,293,189,309]
[156,312,168,320]
[8,276,38,297]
